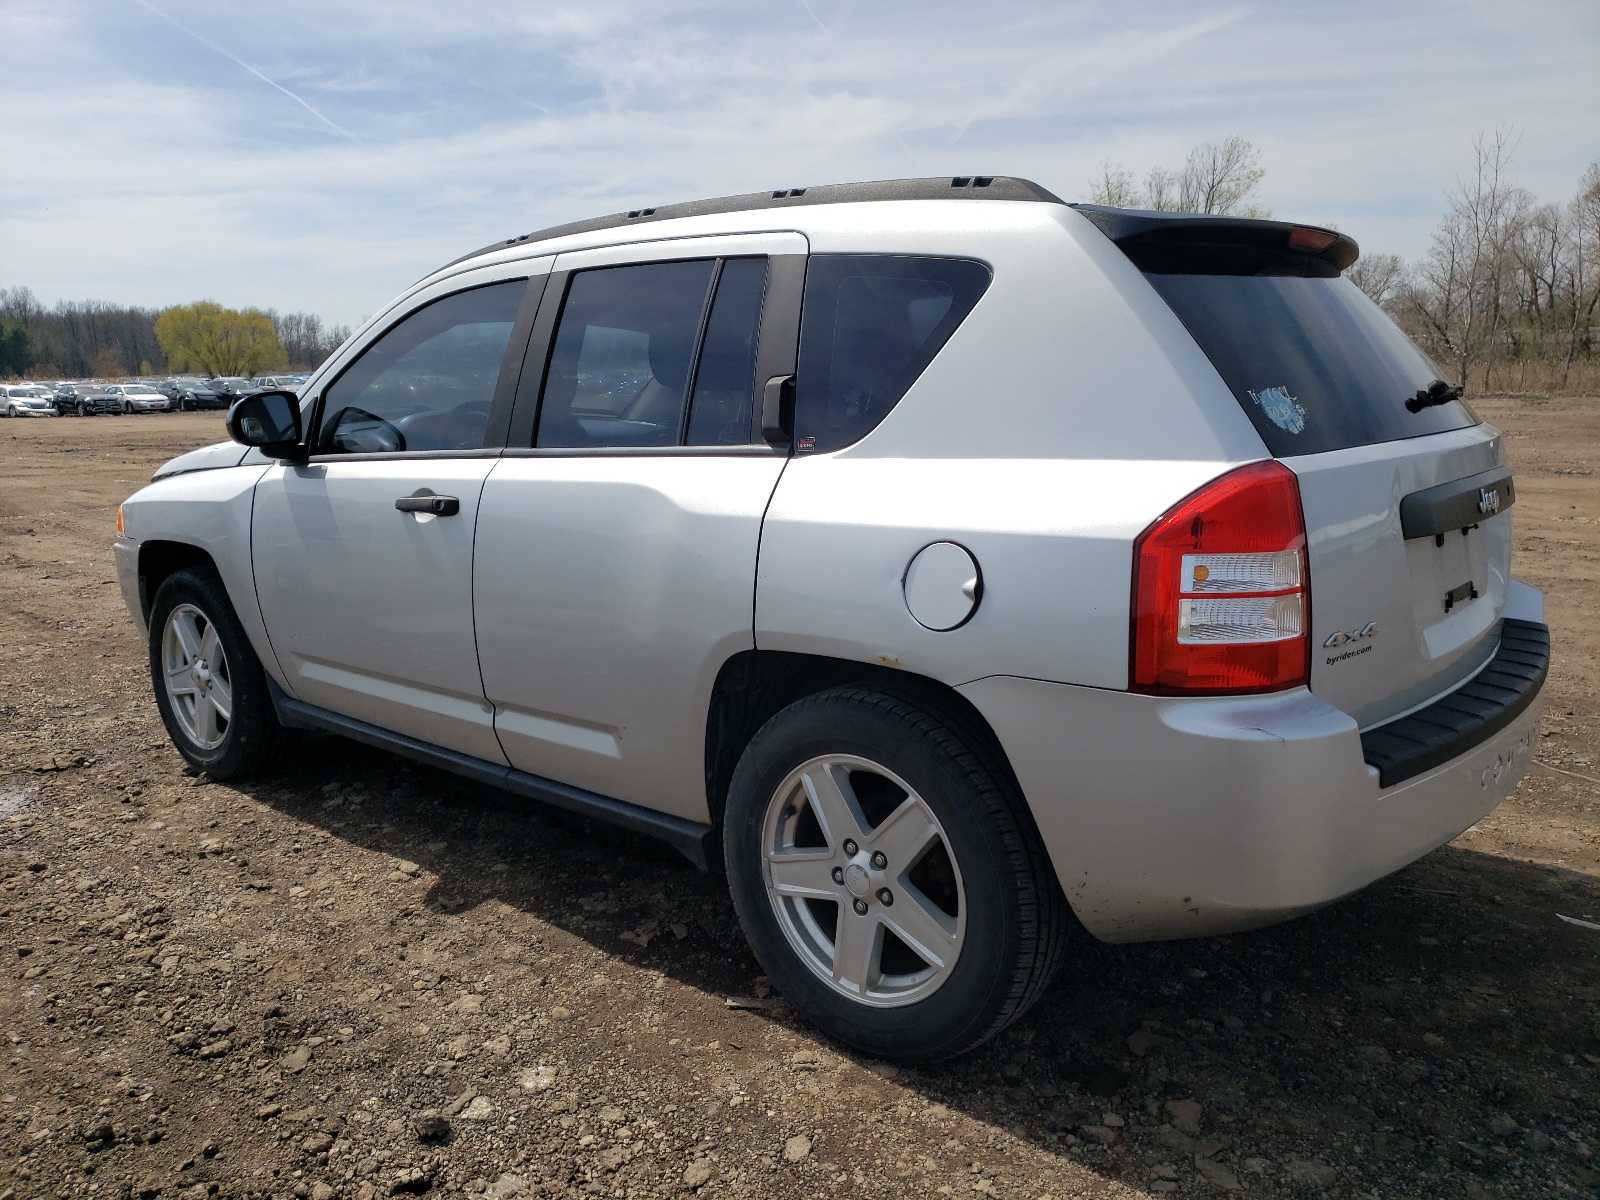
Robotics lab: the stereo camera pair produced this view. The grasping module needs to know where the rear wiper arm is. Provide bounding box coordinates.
[1406,378,1463,413]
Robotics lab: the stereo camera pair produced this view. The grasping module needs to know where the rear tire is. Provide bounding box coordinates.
[723,686,1069,1062]
[148,566,290,779]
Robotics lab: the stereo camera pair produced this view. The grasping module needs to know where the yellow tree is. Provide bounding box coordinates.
[154,302,288,376]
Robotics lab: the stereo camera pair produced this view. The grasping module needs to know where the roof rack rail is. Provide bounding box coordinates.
[443,175,1065,269]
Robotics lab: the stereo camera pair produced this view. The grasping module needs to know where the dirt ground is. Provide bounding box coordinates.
[1,404,1596,1200]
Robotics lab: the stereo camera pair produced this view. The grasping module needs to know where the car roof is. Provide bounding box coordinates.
[444,175,1066,269]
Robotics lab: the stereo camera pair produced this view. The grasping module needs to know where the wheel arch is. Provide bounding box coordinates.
[137,540,219,625]
[703,649,1025,832]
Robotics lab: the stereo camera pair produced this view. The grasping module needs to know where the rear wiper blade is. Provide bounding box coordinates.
[1406,378,1463,413]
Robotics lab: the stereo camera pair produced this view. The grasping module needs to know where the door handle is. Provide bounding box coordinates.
[761,374,794,445]
[395,491,460,516]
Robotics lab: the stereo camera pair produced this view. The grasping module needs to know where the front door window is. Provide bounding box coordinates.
[317,280,526,454]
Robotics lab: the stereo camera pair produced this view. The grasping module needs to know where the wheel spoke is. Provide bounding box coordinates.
[198,623,221,663]
[207,676,233,723]
[882,887,960,969]
[799,762,868,851]
[196,695,221,744]
[867,797,940,872]
[767,851,838,899]
[830,908,881,995]
[171,611,203,661]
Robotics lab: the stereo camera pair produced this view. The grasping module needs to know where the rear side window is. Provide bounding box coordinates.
[687,258,768,446]
[795,255,990,453]
[1144,270,1478,458]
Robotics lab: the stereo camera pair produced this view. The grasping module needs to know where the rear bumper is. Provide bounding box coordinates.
[959,620,1546,942]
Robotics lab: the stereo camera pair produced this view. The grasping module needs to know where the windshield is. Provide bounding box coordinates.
[1144,271,1478,457]
[124,386,162,396]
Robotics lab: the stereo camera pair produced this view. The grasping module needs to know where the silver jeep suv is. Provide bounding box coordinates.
[115,177,1548,1061]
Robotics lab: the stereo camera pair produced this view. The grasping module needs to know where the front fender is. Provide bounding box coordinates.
[119,464,286,690]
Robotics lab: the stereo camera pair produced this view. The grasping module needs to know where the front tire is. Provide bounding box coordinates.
[148,566,289,779]
[723,687,1069,1062]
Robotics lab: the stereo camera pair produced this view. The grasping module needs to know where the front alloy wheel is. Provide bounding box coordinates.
[148,566,288,779]
[161,602,233,749]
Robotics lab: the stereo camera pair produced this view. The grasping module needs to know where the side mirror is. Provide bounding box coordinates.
[226,390,306,462]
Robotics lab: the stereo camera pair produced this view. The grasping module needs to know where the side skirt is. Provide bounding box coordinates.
[266,679,716,870]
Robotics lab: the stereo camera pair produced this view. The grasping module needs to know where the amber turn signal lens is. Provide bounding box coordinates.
[117,505,124,535]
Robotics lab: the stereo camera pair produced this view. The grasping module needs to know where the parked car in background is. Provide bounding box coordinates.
[159,379,227,411]
[103,383,172,413]
[1,384,60,417]
[207,377,254,401]
[113,176,1548,1062]
[251,374,306,390]
[58,387,122,416]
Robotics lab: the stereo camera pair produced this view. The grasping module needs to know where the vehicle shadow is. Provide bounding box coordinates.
[230,735,1600,1198]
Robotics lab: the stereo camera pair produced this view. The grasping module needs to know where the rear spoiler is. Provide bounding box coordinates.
[1070,204,1359,275]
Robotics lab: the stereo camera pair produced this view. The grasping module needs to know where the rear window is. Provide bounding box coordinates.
[795,255,990,453]
[1144,270,1478,457]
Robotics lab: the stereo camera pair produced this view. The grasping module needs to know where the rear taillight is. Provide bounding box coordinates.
[1130,460,1310,694]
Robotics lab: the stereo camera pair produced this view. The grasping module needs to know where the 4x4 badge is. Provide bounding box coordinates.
[1323,621,1377,648]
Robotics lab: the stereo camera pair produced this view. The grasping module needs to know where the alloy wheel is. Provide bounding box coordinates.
[161,603,233,750]
[761,754,966,1008]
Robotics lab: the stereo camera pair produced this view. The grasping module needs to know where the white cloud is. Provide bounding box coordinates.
[2,0,1596,325]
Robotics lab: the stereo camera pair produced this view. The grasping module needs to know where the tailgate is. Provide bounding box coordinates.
[1287,423,1512,727]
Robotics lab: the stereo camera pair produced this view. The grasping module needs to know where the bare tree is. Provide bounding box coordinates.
[1085,139,1267,215]
[1143,166,1180,211]
[1086,160,1141,207]
[266,309,353,369]
[1403,129,1534,390]
[1562,161,1600,383]
[1347,252,1407,310]
[1178,137,1267,216]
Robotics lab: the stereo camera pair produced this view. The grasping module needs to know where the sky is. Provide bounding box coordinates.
[2,0,1597,328]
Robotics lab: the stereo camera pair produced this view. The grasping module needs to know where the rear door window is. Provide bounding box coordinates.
[537,260,715,448]
[794,255,991,453]
[536,257,770,449]
[1143,271,1478,457]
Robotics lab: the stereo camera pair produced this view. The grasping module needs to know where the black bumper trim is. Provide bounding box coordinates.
[1360,619,1548,789]
[265,679,717,870]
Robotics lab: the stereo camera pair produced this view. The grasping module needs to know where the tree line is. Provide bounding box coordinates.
[8,139,1595,392]
[0,287,351,379]
[1092,132,1599,395]
[1353,132,1599,395]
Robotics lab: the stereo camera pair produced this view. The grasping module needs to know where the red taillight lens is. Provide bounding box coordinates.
[1130,460,1310,695]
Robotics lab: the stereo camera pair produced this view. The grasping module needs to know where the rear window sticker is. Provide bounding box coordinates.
[1249,385,1307,434]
